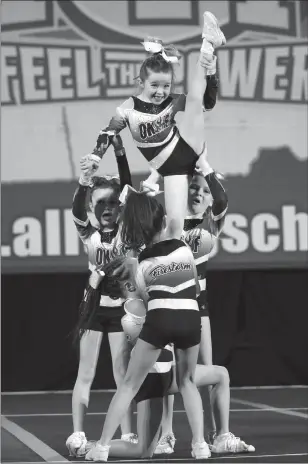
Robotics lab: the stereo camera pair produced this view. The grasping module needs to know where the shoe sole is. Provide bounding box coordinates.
[191,451,211,459]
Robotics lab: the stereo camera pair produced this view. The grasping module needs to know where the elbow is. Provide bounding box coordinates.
[212,196,228,217]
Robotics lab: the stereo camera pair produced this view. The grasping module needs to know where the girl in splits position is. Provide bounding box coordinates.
[92,11,226,248]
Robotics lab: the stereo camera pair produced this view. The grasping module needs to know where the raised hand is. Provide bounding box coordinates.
[110,134,125,156]
[200,53,217,75]
[79,154,99,185]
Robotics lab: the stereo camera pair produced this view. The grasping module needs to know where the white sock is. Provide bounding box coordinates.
[201,38,214,54]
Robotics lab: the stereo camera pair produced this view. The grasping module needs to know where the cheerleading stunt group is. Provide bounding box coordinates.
[65,12,255,462]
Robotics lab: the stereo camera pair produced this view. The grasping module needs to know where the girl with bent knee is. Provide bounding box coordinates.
[93,12,225,244]
[84,272,255,460]
[156,149,229,452]
[85,189,210,462]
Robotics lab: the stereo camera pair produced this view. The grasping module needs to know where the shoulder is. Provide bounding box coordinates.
[117,97,134,115]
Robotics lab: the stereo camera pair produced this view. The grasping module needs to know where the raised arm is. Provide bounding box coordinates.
[111,135,132,189]
[196,152,228,236]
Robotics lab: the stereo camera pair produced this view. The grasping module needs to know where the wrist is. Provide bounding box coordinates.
[79,175,93,187]
[114,148,126,157]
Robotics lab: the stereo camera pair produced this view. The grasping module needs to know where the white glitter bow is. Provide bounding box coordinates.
[141,40,179,64]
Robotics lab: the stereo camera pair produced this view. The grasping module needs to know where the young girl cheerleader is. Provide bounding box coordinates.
[92,11,226,245]
[66,136,137,457]
[154,148,229,453]
[84,267,255,460]
[84,186,210,461]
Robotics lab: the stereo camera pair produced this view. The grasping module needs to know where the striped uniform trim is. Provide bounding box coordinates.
[195,255,209,265]
[149,287,197,301]
[148,298,199,311]
[150,345,174,374]
[148,131,180,171]
[73,215,90,227]
[149,278,196,294]
[83,284,124,307]
[212,205,228,221]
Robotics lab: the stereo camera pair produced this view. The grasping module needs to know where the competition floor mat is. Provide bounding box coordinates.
[2,386,308,463]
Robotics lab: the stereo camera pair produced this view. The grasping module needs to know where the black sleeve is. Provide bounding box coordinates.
[72,184,94,242]
[116,151,132,189]
[203,74,219,110]
[204,171,228,220]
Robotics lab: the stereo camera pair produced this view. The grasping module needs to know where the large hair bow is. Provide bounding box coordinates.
[119,183,162,205]
[141,37,181,64]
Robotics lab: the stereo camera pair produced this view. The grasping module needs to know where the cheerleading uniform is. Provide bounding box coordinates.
[182,171,228,317]
[96,76,219,177]
[136,239,201,349]
[72,156,134,333]
[134,344,174,404]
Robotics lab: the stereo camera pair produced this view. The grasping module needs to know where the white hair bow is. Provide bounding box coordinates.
[119,182,163,205]
[119,184,138,205]
[141,40,179,64]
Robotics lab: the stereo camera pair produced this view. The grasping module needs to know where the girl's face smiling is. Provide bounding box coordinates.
[141,70,172,105]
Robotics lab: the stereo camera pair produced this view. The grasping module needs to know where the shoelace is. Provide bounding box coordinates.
[225,433,243,452]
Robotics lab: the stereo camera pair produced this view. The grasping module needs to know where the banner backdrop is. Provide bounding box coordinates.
[1,1,308,272]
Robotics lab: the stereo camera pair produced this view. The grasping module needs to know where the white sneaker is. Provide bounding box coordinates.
[85,442,110,462]
[202,11,226,48]
[211,432,255,454]
[121,433,138,444]
[66,431,87,457]
[154,433,176,455]
[191,441,211,459]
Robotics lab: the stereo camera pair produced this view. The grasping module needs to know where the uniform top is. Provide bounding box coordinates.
[135,239,199,312]
[106,94,185,164]
[181,225,215,309]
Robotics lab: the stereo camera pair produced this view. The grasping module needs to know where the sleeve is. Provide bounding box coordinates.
[171,75,218,113]
[103,106,127,134]
[203,74,219,110]
[72,184,95,243]
[204,171,228,230]
[95,99,133,153]
[116,151,132,189]
[134,261,149,302]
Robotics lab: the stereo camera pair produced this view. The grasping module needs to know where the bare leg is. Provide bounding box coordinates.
[98,339,161,446]
[106,397,163,458]
[108,332,133,437]
[199,316,216,437]
[164,175,190,239]
[72,330,102,432]
[161,395,174,436]
[194,364,230,436]
[176,345,205,444]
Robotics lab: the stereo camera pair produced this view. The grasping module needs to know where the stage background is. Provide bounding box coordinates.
[1,0,308,390]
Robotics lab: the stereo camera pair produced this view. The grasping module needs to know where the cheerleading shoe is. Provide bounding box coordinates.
[191,440,211,459]
[66,431,87,457]
[202,11,226,48]
[121,433,138,444]
[85,442,110,462]
[154,432,176,454]
[211,432,255,453]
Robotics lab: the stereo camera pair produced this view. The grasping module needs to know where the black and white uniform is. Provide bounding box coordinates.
[134,345,174,404]
[136,239,201,349]
[182,171,228,317]
[72,156,133,333]
[97,76,219,177]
